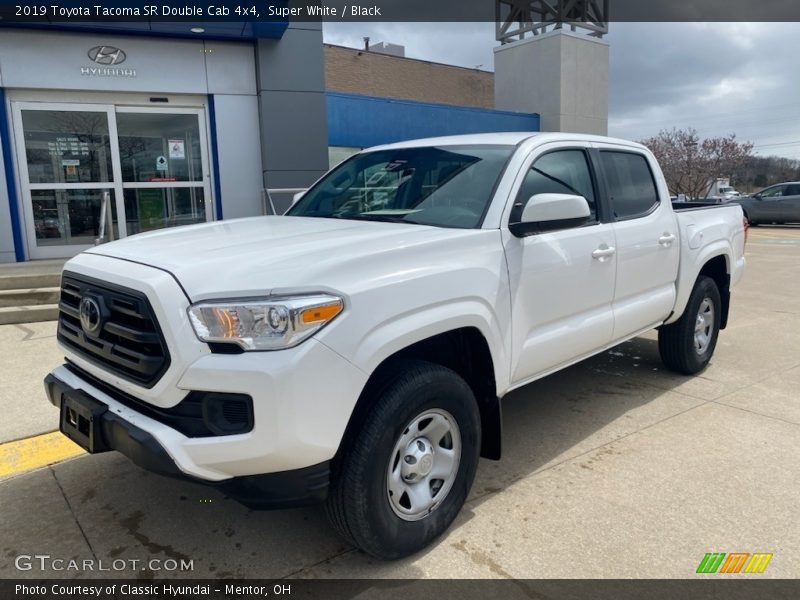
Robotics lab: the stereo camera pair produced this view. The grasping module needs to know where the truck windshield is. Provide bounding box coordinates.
[287,145,515,229]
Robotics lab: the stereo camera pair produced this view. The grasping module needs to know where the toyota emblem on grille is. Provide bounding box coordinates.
[88,46,126,65]
[79,296,103,335]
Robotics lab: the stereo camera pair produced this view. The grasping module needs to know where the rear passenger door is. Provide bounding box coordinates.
[780,184,800,222]
[597,148,680,340]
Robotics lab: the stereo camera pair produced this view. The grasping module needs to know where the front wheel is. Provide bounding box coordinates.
[326,360,480,559]
[658,275,722,374]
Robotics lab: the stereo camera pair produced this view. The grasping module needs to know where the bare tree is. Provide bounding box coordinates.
[640,128,753,198]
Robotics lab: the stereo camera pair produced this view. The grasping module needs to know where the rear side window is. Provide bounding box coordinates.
[600,152,659,220]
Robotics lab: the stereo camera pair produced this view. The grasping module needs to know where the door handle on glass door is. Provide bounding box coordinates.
[591,245,616,261]
[658,233,676,246]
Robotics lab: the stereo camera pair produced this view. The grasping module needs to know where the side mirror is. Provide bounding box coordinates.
[509,193,591,237]
[753,193,762,201]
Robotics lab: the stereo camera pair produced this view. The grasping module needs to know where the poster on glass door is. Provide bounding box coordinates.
[168,139,185,160]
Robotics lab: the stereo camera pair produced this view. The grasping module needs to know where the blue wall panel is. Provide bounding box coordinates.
[0,20,288,41]
[327,92,539,149]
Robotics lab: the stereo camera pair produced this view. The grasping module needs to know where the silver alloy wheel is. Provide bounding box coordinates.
[386,409,461,522]
[694,297,715,354]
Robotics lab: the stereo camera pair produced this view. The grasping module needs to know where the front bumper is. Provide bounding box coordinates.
[46,334,366,481]
[44,372,331,509]
[49,252,368,504]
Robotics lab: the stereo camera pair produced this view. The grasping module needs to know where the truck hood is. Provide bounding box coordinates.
[85,216,475,300]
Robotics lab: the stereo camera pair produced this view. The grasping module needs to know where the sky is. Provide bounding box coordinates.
[322,22,800,160]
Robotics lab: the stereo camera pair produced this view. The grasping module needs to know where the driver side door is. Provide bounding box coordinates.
[503,145,617,385]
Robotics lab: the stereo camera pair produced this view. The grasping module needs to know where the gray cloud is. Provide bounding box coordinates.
[323,22,800,158]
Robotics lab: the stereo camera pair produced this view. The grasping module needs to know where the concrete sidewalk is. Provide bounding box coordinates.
[1,226,798,579]
[0,321,63,443]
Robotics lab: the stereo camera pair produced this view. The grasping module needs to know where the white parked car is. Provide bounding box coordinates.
[46,133,746,558]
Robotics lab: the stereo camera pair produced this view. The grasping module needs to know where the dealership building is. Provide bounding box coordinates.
[0,19,607,263]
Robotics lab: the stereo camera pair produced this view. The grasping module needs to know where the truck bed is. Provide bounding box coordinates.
[665,202,746,326]
[671,201,732,211]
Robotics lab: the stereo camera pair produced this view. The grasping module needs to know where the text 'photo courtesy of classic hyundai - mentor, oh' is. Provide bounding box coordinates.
[45,133,746,559]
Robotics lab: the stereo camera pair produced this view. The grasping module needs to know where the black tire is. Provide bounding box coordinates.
[743,211,757,226]
[658,275,722,374]
[325,360,481,559]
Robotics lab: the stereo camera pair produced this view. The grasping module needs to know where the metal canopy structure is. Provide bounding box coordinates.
[496,0,609,44]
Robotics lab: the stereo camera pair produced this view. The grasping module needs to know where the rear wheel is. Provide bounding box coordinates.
[658,275,722,374]
[325,360,480,559]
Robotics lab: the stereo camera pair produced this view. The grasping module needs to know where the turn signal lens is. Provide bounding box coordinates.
[300,302,343,324]
[188,294,344,351]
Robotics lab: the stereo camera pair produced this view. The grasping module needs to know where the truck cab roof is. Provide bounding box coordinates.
[369,132,649,151]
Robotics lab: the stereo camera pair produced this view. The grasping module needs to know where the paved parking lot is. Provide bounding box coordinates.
[1,225,798,579]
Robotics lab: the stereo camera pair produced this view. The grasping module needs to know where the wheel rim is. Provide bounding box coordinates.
[694,297,715,354]
[386,409,461,522]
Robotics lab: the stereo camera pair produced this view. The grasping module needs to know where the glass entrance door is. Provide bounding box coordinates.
[115,108,210,234]
[12,102,212,260]
[13,103,121,259]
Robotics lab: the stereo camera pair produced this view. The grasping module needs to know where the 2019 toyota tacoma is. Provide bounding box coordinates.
[45,133,746,559]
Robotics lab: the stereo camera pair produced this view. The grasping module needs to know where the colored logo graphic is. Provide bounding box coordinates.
[696,552,773,574]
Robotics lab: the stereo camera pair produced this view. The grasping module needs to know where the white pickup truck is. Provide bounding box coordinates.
[45,133,746,559]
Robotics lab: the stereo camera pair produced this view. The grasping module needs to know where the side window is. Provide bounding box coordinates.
[513,150,597,222]
[599,151,660,220]
[760,185,784,198]
[785,185,800,196]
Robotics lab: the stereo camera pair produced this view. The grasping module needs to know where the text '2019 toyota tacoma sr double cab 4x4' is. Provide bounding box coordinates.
[45,133,746,559]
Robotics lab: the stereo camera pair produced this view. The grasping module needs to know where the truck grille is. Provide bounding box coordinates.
[57,273,170,388]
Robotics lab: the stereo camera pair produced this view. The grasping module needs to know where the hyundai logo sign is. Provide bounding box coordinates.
[87,46,126,65]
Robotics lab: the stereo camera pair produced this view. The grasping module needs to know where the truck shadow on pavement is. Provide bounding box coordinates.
[469,335,690,503]
[1,335,703,579]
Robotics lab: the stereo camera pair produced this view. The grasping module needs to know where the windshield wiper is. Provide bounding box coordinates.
[531,167,584,197]
[327,214,414,223]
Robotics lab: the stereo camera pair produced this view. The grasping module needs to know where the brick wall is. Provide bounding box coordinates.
[324,44,495,109]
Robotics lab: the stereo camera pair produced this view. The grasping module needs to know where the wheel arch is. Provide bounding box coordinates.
[337,327,503,461]
[698,254,731,329]
[666,249,731,328]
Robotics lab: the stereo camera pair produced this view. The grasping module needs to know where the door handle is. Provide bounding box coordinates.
[658,233,677,246]
[592,245,616,261]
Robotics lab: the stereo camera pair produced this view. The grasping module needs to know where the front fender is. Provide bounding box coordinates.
[345,300,511,396]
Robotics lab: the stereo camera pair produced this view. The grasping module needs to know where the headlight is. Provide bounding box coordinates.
[188,294,343,351]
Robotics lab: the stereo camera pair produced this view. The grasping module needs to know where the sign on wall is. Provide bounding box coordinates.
[81,45,137,78]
